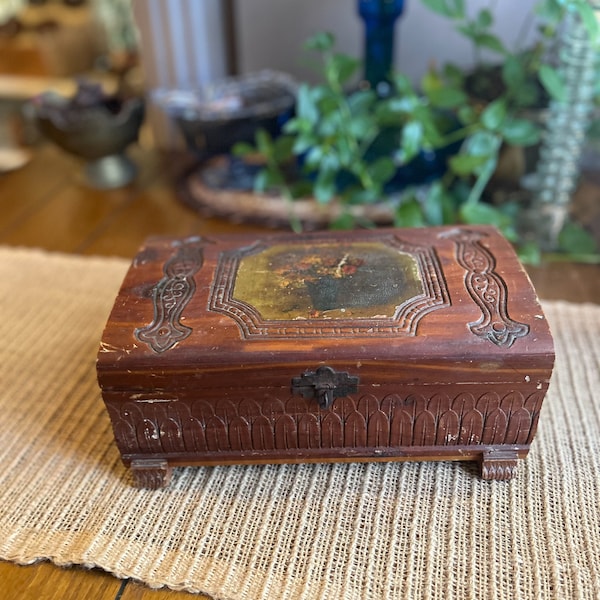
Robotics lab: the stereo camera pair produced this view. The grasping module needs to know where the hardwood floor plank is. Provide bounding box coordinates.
[79,180,268,258]
[77,182,203,257]
[526,263,600,304]
[0,561,122,600]
[0,142,165,248]
[120,580,213,600]
[0,145,73,233]
[0,180,134,251]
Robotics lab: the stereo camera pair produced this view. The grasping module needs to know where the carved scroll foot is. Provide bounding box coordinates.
[131,459,172,489]
[480,450,519,481]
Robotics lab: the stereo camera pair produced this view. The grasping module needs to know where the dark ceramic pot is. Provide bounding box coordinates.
[153,70,297,158]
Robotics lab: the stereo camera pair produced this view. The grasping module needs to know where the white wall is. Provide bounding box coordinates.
[133,0,227,89]
[132,0,228,146]
[235,0,540,83]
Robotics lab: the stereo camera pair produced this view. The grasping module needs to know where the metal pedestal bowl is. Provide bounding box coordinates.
[33,88,145,189]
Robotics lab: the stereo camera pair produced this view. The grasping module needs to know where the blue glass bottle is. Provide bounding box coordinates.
[358,0,405,91]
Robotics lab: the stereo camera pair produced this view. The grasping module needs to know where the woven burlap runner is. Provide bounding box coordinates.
[0,246,599,600]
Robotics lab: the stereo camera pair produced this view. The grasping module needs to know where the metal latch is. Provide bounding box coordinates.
[291,366,359,409]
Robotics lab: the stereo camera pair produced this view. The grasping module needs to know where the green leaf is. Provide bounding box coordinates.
[481,98,508,131]
[304,31,335,52]
[558,221,598,254]
[573,1,600,41]
[321,151,341,173]
[304,145,324,168]
[283,116,311,135]
[456,22,477,41]
[440,190,459,224]
[443,63,465,87]
[253,167,283,193]
[415,107,446,147]
[314,168,337,204]
[535,0,564,23]
[254,169,269,193]
[449,154,490,176]
[289,179,314,198]
[296,84,320,125]
[326,53,361,87]
[292,133,317,155]
[512,81,541,108]
[395,199,426,227]
[348,115,374,139]
[420,0,465,19]
[539,65,567,102]
[331,211,356,230]
[398,121,424,164]
[335,137,354,166]
[449,0,466,18]
[421,69,443,95]
[423,182,459,225]
[422,183,444,226]
[368,157,396,185]
[231,141,255,157]
[458,105,476,125]
[517,241,542,266]
[426,87,468,109]
[347,89,377,115]
[375,96,416,124]
[500,118,541,146]
[255,129,273,157]
[464,130,501,156]
[273,135,295,160]
[473,32,506,55]
[459,202,513,232]
[391,72,416,96]
[316,90,339,116]
[502,56,526,91]
[346,187,380,205]
[476,8,493,28]
[318,111,343,137]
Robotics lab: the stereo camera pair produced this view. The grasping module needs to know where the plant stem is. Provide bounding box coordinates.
[333,84,377,191]
[466,134,501,205]
[438,123,478,147]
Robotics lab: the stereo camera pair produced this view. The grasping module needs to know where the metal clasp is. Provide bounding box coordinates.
[291,366,359,409]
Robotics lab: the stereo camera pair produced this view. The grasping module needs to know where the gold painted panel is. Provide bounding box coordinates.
[233,242,423,321]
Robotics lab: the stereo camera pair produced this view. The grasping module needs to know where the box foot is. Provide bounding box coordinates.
[480,450,519,481]
[131,459,172,489]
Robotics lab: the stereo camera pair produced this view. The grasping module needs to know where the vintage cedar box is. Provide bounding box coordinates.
[97,226,554,488]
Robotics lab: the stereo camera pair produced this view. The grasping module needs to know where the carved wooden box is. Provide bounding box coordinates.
[97,226,554,488]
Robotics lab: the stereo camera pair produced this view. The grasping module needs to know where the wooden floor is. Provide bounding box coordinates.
[0,141,598,599]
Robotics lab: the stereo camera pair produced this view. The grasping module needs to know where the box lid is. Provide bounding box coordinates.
[97,226,554,392]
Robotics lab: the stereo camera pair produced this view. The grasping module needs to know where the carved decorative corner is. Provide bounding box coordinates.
[130,458,172,489]
[480,450,519,481]
[136,237,209,353]
[441,228,529,347]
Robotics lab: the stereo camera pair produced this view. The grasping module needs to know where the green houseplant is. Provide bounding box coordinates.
[234,0,600,263]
